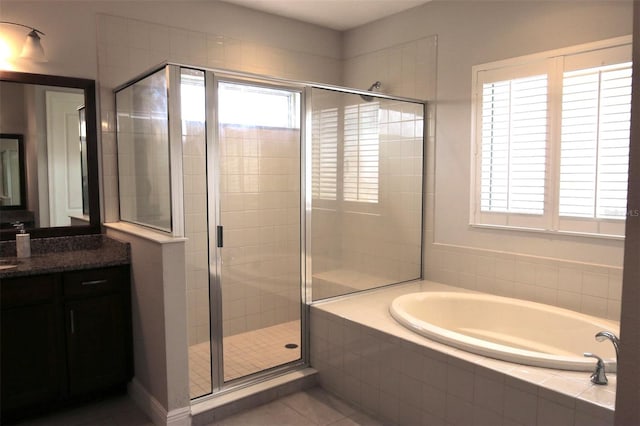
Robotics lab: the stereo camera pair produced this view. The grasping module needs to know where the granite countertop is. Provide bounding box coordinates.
[0,234,130,279]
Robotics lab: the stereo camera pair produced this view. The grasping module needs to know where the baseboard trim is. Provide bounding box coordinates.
[128,378,191,426]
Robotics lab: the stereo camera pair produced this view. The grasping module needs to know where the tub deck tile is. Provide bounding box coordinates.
[310,279,616,426]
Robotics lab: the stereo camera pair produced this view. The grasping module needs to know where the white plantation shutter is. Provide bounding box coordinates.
[481,80,509,212]
[598,65,632,218]
[472,37,631,237]
[480,75,548,215]
[312,108,338,200]
[559,63,631,219]
[344,102,380,203]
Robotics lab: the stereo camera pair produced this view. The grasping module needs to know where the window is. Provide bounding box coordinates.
[311,96,381,205]
[472,37,631,237]
[480,74,548,215]
[218,82,300,129]
[559,63,632,220]
[181,70,205,125]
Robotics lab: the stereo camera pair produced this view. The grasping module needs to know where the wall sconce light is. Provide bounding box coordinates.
[0,21,47,62]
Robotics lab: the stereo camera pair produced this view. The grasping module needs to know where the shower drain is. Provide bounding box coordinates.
[284,343,298,349]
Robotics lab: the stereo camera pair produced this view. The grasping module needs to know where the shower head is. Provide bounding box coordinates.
[368,81,382,91]
[360,81,382,102]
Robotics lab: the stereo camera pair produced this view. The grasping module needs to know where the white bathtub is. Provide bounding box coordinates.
[390,291,619,371]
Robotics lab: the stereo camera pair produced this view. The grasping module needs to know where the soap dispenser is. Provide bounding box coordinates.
[12,222,31,258]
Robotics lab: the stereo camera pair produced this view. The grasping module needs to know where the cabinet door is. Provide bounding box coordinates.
[1,303,62,414]
[65,294,128,396]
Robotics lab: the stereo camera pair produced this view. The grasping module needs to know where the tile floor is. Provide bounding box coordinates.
[13,387,381,426]
[190,320,302,398]
[13,394,154,426]
[211,386,383,426]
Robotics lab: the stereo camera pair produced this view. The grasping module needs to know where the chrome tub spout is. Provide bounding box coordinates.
[595,330,620,364]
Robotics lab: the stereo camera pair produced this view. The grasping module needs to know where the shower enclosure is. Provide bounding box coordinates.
[115,64,425,400]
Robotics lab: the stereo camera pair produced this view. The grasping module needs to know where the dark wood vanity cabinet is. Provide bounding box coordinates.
[0,265,132,421]
[0,274,63,414]
[63,267,132,397]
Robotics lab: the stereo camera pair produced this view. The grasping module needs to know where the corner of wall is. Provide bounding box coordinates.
[105,225,190,420]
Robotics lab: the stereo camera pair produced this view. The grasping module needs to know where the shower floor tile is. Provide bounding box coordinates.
[189,320,301,399]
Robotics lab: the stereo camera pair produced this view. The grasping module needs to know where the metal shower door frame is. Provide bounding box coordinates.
[205,70,309,394]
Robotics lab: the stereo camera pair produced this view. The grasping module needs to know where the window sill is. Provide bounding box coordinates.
[469,223,625,241]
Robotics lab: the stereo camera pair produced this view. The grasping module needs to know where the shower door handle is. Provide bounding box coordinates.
[217,225,224,248]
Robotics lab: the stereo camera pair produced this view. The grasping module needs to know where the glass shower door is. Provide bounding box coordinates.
[216,80,302,382]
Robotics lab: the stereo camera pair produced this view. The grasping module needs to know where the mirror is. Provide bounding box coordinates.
[0,134,26,211]
[0,71,100,238]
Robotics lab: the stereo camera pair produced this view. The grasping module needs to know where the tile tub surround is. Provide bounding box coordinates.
[311,281,616,426]
[0,234,131,278]
[425,244,624,322]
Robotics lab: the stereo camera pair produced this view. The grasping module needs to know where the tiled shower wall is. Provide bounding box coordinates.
[305,37,436,301]
[115,70,172,231]
[97,12,341,225]
[338,101,424,284]
[310,97,424,300]
[183,122,302,344]
[335,36,436,298]
[218,125,301,338]
[97,13,340,345]
[342,36,438,101]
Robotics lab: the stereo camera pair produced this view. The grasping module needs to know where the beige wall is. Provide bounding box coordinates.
[615,4,640,425]
[0,82,26,131]
[0,0,341,79]
[105,225,189,415]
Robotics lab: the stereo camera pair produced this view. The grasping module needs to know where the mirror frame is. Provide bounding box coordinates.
[0,71,100,239]
[0,133,27,210]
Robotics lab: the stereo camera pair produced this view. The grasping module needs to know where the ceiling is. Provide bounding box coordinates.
[220,0,431,31]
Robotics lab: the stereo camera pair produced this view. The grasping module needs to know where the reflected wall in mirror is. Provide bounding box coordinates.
[0,134,26,211]
[0,71,100,238]
[79,107,90,217]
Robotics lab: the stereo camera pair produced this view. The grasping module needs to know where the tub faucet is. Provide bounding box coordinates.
[583,352,608,385]
[595,331,620,364]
